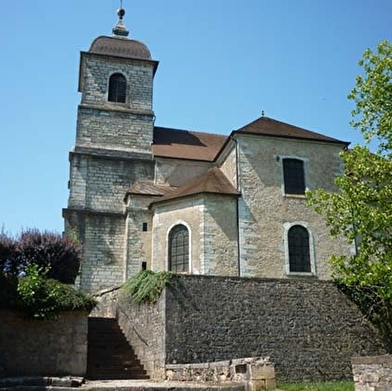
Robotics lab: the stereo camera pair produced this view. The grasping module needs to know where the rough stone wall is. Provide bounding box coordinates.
[218,142,237,188]
[80,56,154,113]
[165,275,385,382]
[352,355,392,391]
[64,210,126,292]
[78,54,155,153]
[91,288,166,380]
[236,135,350,280]
[125,208,153,278]
[152,195,238,276]
[76,107,154,154]
[0,310,88,377]
[202,195,238,276]
[64,49,157,293]
[69,154,153,213]
[116,291,166,380]
[65,152,154,292]
[155,158,213,187]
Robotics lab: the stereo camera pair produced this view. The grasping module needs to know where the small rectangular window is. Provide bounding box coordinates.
[142,223,148,232]
[283,158,305,195]
[142,262,147,270]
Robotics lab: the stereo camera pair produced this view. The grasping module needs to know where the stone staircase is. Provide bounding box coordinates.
[87,317,149,380]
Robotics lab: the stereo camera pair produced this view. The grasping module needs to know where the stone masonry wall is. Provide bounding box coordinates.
[68,153,154,213]
[237,135,350,280]
[76,107,154,154]
[0,310,88,377]
[91,288,166,380]
[65,211,127,292]
[165,275,385,382]
[352,355,392,391]
[65,152,154,292]
[154,158,213,187]
[202,195,238,276]
[80,56,154,113]
[152,198,203,273]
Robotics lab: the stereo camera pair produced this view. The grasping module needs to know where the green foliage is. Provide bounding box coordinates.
[0,264,96,320]
[348,40,392,153]
[308,40,392,349]
[122,270,175,304]
[277,381,354,391]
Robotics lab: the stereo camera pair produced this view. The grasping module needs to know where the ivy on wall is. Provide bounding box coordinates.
[122,270,175,304]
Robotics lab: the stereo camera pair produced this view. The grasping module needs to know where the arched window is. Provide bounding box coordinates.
[288,225,311,272]
[108,73,127,103]
[168,224,189,273]
[283,158,305,195]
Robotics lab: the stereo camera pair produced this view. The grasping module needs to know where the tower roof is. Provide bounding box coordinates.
[89,36,152,60]
[88,5,153,62]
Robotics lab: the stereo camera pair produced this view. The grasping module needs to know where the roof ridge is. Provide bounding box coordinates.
[154,125,227,138]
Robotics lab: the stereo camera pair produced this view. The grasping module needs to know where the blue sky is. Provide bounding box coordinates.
[0,0,391,234]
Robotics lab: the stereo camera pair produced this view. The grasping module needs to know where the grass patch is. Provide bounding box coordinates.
[277,381,354,391]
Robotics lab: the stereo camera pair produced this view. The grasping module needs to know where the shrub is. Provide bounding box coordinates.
[15,264,96,320]
[0,233,20,276]
[18,229,81,284]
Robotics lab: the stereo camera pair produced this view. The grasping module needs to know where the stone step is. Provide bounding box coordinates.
[87,317,148,380]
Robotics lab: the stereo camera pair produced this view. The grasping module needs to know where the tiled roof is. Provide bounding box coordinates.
[151,167,239,206]
[235,116,349,145]
[152,127,228,162]
[89,36,152,60]
[127,180,177,196]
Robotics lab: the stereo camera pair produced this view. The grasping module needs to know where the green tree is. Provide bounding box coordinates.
[308,40,392,349]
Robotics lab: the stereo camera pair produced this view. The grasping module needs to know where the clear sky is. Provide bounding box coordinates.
[0,0,391,234]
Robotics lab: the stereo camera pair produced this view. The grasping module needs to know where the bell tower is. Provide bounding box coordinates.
[63,7,158,292]
[76,7,158,154]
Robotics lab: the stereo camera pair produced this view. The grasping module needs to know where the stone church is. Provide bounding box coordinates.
[63,9,351,293]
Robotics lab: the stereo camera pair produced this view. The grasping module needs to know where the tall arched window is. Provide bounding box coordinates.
[108,73,127,103]
[168,224,189,273]
[288,225,311,272]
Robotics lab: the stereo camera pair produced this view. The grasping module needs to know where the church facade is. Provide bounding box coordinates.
[63,11,351,293]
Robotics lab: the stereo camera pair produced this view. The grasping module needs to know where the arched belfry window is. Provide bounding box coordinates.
[108,73,127,103]
[168,224,189,273]
[288,225,311,272]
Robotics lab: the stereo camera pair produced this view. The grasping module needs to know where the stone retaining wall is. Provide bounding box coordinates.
[0,310,88,377]
[165,275,385,382]
[352,355,392,391]
[93,275,385,382]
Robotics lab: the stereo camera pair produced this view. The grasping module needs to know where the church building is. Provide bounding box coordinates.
[63,8,351,293]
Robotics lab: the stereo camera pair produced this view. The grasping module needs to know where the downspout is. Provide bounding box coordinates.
[234,135,242,277]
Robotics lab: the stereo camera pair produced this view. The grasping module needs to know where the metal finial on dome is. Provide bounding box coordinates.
[112,1,129,37]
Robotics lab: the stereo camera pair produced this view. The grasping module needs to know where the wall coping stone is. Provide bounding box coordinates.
[352,354,392,366]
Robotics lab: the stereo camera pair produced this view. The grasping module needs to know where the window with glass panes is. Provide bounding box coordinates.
[283,158,305,195]
[168,224,189,273]
[288,225,311,272]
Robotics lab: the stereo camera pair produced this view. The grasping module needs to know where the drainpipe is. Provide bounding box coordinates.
[233,135,242,277]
